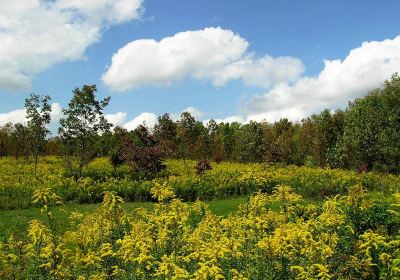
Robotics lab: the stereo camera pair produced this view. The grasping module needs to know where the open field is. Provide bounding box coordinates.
[0,197,249,238]
[1,1,400,278]
[1,157,400,279]
[1,157,399,210]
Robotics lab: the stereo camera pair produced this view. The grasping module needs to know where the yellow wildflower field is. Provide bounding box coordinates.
[0,183,399,279]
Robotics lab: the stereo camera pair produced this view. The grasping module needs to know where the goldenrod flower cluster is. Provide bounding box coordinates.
[1,184,399,279]
[1,157,399,210]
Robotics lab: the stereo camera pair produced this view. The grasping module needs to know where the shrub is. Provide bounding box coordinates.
[120,125,166,175]
[195,159,212,175]
[110,150,124,168]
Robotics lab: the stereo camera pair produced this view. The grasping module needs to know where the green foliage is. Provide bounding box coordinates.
[195,159,212,175]
[58,85,112,180]
[1,157,400,210]
[25,93,52,172]
[1,184,400,279]
[154,113,178,156]
[2,74,400,177]
[342,74,400,172]
[3,74,400,279]
[119,125,166,175]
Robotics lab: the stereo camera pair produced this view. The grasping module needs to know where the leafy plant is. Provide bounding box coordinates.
[25,94,52,173]
[195,159,212,175]
[59,85,112,180]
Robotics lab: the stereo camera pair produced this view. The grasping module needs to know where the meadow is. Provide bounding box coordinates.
[0,157,400,279]
[1,156,399,210]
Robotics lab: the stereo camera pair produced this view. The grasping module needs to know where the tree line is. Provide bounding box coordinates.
[1,74,400,174]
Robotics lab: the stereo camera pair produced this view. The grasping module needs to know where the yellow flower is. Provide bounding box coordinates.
[151,181,175,202]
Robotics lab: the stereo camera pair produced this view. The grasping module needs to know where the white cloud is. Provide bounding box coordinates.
[182,107,205,119]
[105,112,127,127]
[170,107,205,121]
[0,103,63,126]
[102,27,304,91]
[123,106,206,131]
[216,115,245,124]
[0,108,26,126]
[203,115,245,125]
[50,103,63,124]
[53,0,143,25]
[123,112,158,131]
[245,36,400,122]
[0,0,143,91]
[213,55,304,88]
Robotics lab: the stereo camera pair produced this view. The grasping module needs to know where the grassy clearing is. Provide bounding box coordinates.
[0,197,248,239]
[0,194,326,239]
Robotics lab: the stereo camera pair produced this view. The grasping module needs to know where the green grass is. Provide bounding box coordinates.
[3,192,388,240]
[0,197,248,239]
[205,196,248,215]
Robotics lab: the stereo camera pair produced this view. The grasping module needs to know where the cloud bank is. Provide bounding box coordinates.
[102,27,304,91]
[2,31,399,129]
[105,112,128,127]
[0,103,62,126]
[0,105,205,132]
[122,107,206,131]
[0,0,143,91]
[123,112,158,131]
[244,36,400,122]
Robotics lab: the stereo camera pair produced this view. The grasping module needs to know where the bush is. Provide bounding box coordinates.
[195,159,212,175]
[120,126,166,175]
[110,151,124,168]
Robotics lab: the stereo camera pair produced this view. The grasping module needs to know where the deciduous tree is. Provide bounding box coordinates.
[59,85,112,180]
[25,94,52,172]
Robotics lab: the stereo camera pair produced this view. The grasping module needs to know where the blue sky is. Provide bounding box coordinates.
[1,0,400,129]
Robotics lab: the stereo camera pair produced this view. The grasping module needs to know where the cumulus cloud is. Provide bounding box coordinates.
[215,115,245,124]
[50,103,63,123]
[244,36,400,122]
[123,112,158,131]
[0,0,143,91]
[0,109,26,126]
[122,106,206,131]
[52,0,143,25]
[203,115,245,125]
[182,107,205,119]
[0,103,63,126]
[214,55,304,88]
[102,27,304,91]
[105,112,127,127]
[170,107,206,121]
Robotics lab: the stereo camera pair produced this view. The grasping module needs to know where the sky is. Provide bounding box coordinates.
[1,0,400,130]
